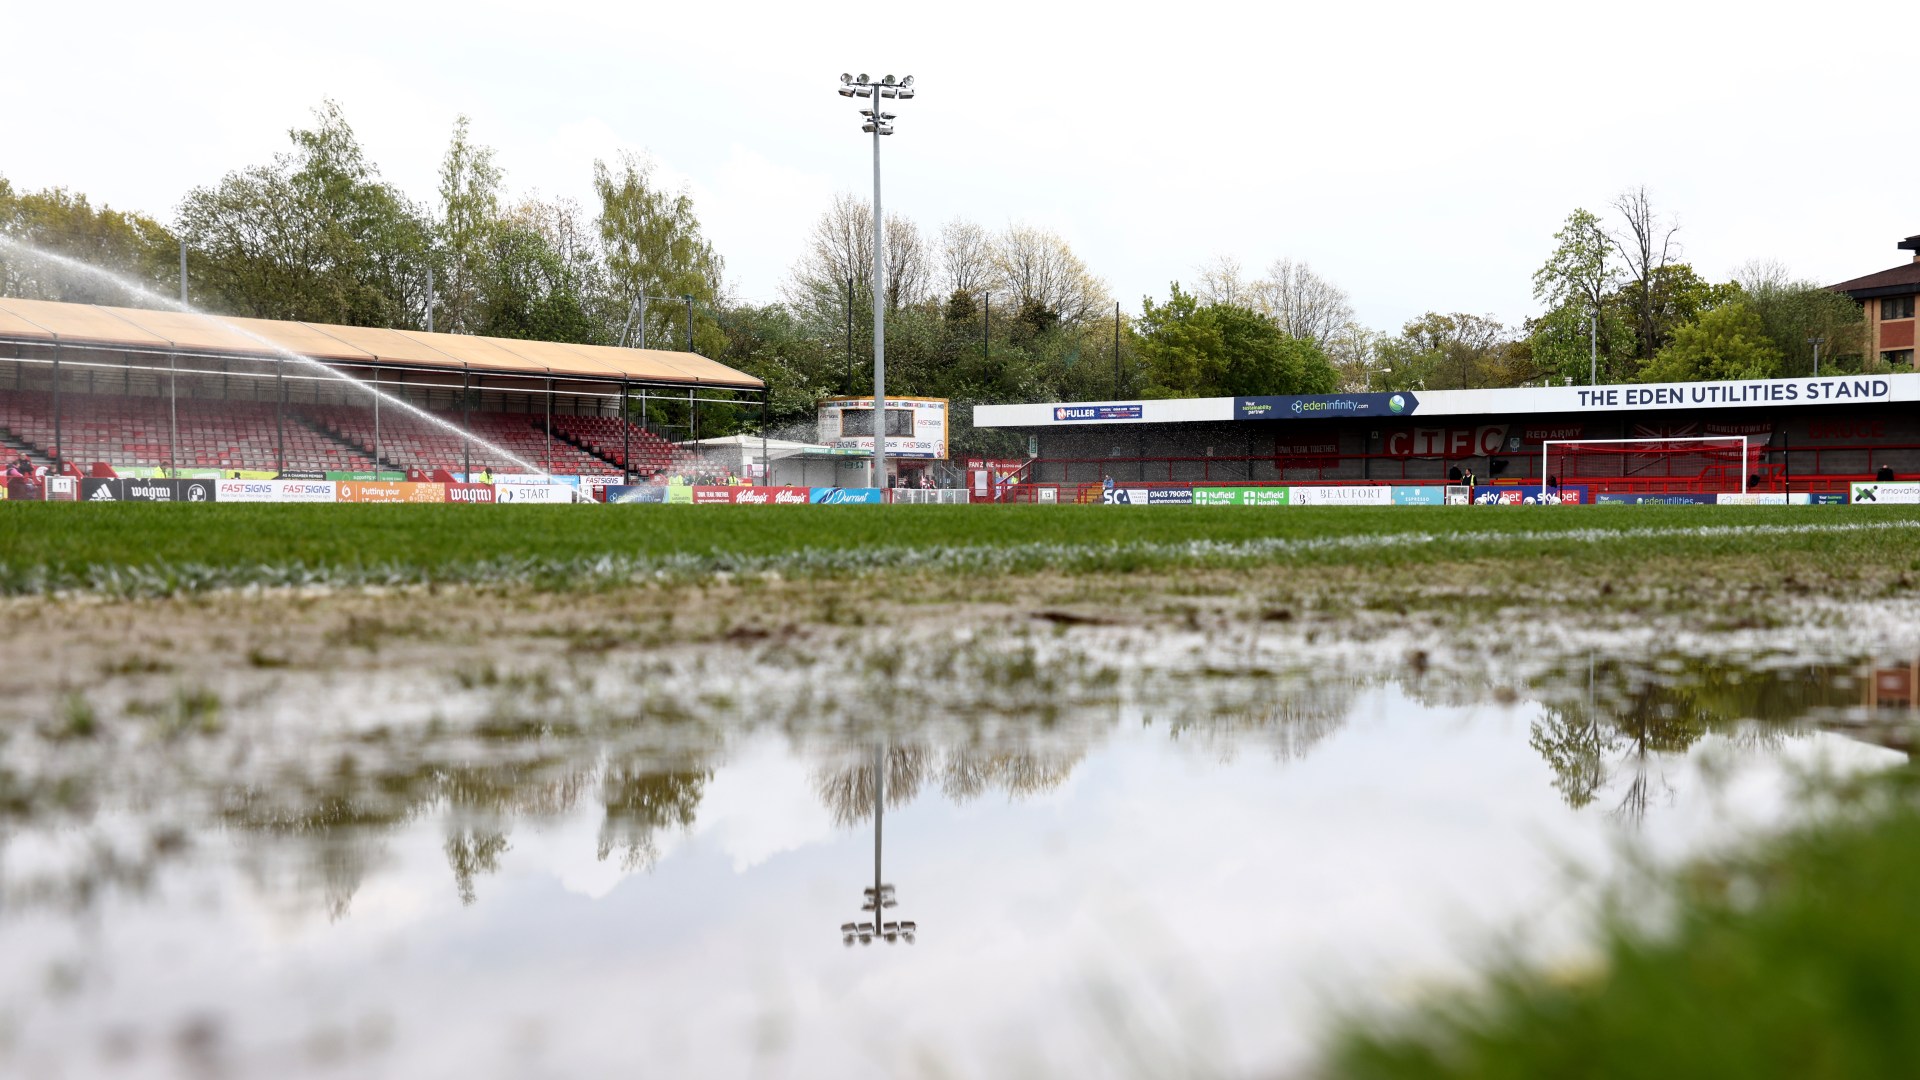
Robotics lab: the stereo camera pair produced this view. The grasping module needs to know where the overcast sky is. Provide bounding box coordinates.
[4,0,1913,333]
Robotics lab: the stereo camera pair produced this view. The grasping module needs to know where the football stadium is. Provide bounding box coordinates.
[6,290,1919,508]
[8,37,1920,1080]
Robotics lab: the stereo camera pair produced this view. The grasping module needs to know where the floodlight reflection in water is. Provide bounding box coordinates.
[0,654,1908,1077]
[0,235,546,476]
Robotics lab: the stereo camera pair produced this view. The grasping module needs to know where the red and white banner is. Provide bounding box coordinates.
[445,482,496,504]
[693,486,812,504]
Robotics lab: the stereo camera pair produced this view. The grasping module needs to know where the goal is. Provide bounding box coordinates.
[1540,436,1755,495]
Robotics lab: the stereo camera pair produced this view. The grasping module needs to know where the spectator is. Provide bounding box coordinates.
[1878,464,1895,482]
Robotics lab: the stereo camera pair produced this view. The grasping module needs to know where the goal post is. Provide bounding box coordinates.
[1540,436,1754,495]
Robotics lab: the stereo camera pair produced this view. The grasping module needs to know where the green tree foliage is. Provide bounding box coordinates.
[1737,261,1868,375]
[1135,284,1338,398]
[1639,300,1784,383]
[179,100,432,326]
[0,176,181,304]
[434,114,504,335]
[1379,312,1522,390]
[593,154,725,355]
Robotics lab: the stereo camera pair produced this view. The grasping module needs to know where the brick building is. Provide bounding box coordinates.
[1832,233,1920,368]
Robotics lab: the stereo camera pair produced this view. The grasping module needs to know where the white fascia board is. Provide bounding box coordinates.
[973,397,1234,427]
[1412,373,1920,417]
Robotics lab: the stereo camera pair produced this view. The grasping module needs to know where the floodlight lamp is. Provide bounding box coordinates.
[880,112,896,120]
[897,88,915,99]
[901,75,914,87]
[882,74,897,85]
[857,73,869,84]
[879,87,898,99]
[840,73,852,84]
[862,123,877,133]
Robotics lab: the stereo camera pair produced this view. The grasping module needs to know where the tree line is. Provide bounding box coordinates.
[0,102,1875,456]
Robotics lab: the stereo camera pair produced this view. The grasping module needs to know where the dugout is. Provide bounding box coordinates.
[0,296,763,480]
[972,374,1920,498]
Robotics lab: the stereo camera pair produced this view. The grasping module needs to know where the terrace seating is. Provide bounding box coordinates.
[0,390,376,473]
[300,405,625,476]
[549,415,675,477]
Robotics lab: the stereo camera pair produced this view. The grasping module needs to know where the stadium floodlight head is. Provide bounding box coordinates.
[839,85,858,98]
[857,73,869,84]
[882,74,897,85]
[901,75,914,87]
[840,73,852,84]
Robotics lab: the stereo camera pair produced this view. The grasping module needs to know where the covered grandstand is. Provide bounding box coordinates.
[0,297,763,480]
[973,375,1920,501]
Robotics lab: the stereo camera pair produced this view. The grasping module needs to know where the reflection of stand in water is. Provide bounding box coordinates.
[841,744,918,946]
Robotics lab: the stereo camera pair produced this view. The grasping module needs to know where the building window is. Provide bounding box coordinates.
[1884,350,1916,368]
[1882,296,1916,320]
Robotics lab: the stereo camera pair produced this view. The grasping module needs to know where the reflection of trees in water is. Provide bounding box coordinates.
[814,742,1093,822]
[444,828,510,906]
[597,764,710,872]
[939,747,1085,803]
[814,747,931,827]
[1158,675,1368,764]
[1529,658,1832,818]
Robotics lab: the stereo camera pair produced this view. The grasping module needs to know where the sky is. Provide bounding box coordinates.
[3,0,1914,334]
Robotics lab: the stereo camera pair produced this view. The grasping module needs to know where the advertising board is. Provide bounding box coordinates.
[1103,487,1196,505]
[216,479,335,503]
[1235,392,1420,421]
[45,477,77,501]
[690,486,739,504]
[729,486,812,505]
[1593,492,1718,505]
[809,487,885,504]
[1287,485,1392,506]
[85,478,217,502]
[445,482,496,504]
[1471,485,1589,505]
[1191,487,1290,506]
[336,482,446,503]
[1716,493,1789,505]
[817,396,950,459]
[1390,486,1445,505]
[1850,482,1920,505]
[494,484,578,504]
[605,485,669,504]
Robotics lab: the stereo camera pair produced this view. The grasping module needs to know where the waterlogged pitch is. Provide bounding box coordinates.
[3,502,1920,1077]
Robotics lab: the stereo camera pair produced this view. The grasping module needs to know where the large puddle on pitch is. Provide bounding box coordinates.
[0,629,1914,1078]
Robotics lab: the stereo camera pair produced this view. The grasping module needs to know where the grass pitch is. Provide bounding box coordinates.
[3,503,1920,596]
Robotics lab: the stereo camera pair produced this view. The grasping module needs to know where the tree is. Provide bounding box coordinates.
[937,218,994,301]
[1196,255,1355,348]
[1735,260,1868,375]
[1609,186,1680,363]
[1389,312,1514,390]
[992,223,1107,326]
[1638,301,1783,383]
[434,115,504,334]
[593,153,725,354]
[178,100,431,327]
[1135,283,1338,398]
[1248,258,1354,348]
[783,192,928,331]
[0,176,181,304]
[1532,208,1624,382]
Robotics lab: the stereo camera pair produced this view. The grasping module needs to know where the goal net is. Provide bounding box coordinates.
[1540,437,1756,494]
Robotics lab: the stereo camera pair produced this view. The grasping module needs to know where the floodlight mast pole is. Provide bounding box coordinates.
[837,72,914,490]
[871,95,886,490]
